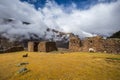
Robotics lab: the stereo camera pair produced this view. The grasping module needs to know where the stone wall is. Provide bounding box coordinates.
[28,42,39,52]
[0,37,21,50]
[5,46,24,53]
[69,35,120,53]
[82,36,105,52]
[0,46,24,53]
[38,42,46,52]
[69,34,82,51]
[0,37,24,53]
[38,41,57,52]
[28,41,58,52]
[103,39,120,53]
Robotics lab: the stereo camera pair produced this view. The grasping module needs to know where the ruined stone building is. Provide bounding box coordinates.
[69,35,120,53]
[0,37,24,53]
[38,41,58,52]
[28,42,39,52]
[28,41,58,52]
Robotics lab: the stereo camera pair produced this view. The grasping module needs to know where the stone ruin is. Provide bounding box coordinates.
[28,42,39,52]
[1,32,119,54]
[38,41,58,52]
[28,41,58,52]
[0,37,24,53]
[69,34,82,51]
[69,34,120,53]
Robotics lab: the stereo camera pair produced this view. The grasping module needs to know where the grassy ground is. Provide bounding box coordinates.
[0,51,120,80]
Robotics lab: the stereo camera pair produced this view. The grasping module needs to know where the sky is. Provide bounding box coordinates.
[20,0,117,9]
[0,0,120,40]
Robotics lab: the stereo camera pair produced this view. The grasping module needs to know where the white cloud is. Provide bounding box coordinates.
[41,0,120,37]
[0,0,47,40]
[0,0,120,40]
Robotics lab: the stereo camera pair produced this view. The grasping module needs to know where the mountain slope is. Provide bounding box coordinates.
[109,31,120,38]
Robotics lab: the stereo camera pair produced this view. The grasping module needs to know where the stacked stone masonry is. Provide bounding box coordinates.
[69,35,120,53]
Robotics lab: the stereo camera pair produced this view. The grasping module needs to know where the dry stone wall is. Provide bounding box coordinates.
[69,35,120,53]
[28,41,58,52]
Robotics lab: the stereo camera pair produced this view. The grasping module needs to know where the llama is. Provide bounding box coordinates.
[89,48,95,52]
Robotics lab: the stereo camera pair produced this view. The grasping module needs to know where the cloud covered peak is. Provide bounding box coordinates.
[40,0,120,37]
[0,0,120,40]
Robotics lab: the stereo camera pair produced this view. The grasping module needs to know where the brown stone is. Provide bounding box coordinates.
[38,41,58,52]
[5,46,24,53]
[28,42,39,52]
[69,34,82,51]
[69,35,120,54]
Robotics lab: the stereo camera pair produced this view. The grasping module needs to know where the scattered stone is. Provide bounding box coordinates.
[17,67,28,74]
[16,62,29,67]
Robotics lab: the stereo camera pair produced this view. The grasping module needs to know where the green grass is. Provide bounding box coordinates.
[0,51,120,80]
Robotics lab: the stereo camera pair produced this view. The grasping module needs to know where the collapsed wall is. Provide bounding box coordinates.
[82,36,105,52]
[69,35,120,53]
[69,34,82,51]
[5,46,24,53]
[103,39,120,53]
[0,37,24,53]
[0,46,24,53]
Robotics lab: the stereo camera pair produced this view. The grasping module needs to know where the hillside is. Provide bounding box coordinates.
[0,51,120,80]
[0,18,70,50]
[0,18,70,41]
[109,31,120,38]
